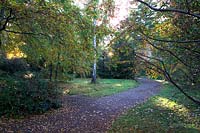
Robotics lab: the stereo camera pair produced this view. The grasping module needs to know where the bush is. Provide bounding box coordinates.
[0,77,62,117]
[0,57,28,73]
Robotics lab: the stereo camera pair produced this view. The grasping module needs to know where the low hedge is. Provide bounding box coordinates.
[0,76,62,117]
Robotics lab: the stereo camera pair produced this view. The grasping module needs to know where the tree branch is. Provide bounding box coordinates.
[140,31,200,44]
[4,29,49,37]
[141,38,199,83]
[0,8,13,32]
[144,39,190,68]
[136,0,200,19]
[139,31,200,55]
[136,53,200,105]
[185,0,191,13]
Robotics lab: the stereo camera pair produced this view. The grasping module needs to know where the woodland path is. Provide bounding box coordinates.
[0,78,161,133]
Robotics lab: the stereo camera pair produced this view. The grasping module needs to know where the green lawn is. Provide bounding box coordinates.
[61,78,138,97]
[110,84,200,133]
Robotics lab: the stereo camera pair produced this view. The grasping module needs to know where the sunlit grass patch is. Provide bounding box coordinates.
[154,96,190,115]
[61,78,138,97]
[110,84,200,133]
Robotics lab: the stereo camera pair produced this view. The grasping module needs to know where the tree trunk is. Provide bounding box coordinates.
[91,62,97,83]
[91,17,97,84]
[49,63,53,81]
[102,52,105,73]
[55,52,60,81]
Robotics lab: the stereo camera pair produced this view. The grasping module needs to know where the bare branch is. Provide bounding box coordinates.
[136,53,200,105]
[139,31,200,55]
[145,39,190,68]
[136,0,200,19]
[140,31,200,44]
[0,8,13,32]
[141,38,199,82]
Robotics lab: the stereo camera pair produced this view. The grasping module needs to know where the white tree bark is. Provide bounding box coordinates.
[91,18,97,83]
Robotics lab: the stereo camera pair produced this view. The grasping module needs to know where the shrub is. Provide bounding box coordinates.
[0,77,62,117]
[0,57,28,73]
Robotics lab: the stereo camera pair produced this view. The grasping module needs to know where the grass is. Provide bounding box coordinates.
[61,78,138,97]
[110,84,200,133]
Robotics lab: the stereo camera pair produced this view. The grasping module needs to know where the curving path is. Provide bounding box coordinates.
[0,78,161,133]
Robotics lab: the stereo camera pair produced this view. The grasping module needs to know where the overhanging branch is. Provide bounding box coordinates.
[136,53,200,105]
[136,0,200,19]
[0,8,13,32]
[141,32,200,44]
[4,29,47,36]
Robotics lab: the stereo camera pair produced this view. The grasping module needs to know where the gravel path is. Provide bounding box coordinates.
[0,78,161,133]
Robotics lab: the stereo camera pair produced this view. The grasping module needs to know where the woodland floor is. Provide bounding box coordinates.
[0,78,161,133]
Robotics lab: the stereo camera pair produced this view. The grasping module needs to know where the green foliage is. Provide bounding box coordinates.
[0,0,95,80]
[97,38,136,79]
[0,76,62,117]
[0,56,28,74]
[110,84,200,132]
[62,78,138,97]
[0,0,114,118]
[123,0,200,93]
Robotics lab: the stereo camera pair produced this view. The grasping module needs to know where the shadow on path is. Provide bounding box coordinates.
[0,78,162,132]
